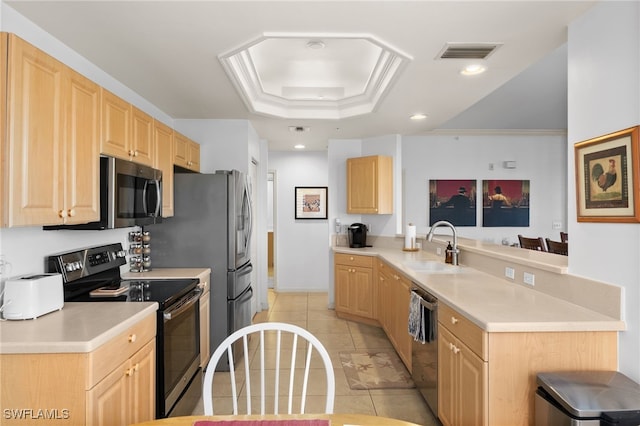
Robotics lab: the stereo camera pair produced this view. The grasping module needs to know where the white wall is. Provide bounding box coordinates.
[174,119,250,174]
[269,151,329,292]
[568,1,640,381]
[403,133,568,245]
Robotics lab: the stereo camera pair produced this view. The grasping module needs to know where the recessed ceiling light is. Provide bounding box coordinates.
[306,40,325,50]
[410,113,428,120]
[294,144,306,149]
[460,63,487,76]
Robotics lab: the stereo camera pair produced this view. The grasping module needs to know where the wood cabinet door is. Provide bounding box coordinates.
[334,264,352,313]
[393,277,411,369]
[100,88,130,160]
[154,120,174,217]
[131,106,153,166]
[1,33,6,226]
[64,68,100,224]
[347,156,378,214]
[459,344,487,426]
[129,340,156,425]
[86,361,130,426]
[188,140,200,171]
[352,266,375,319]
[438,325,457,426]
[6,34,65,226]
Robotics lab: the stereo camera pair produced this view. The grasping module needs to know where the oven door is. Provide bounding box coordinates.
[158,288,201,418]
[112,157,162,228]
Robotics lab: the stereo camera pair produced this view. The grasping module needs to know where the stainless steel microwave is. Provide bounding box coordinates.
[45,156,162,230]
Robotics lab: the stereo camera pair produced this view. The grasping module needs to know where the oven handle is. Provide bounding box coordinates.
[411,288,438,311]
[163,288,202,322]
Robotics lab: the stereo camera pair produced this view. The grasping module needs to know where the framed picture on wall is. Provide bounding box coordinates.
[482,180,530,227]
[575,126,640,223]
[295,187,328,219]
[429,179,477,226]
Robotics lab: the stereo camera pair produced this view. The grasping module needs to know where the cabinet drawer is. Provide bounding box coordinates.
[87,313,156,389]
[439,303,487,361]
[335,253,374,268]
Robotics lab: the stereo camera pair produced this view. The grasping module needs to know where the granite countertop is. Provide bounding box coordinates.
[0,302,158,354]
[333,246,625,333]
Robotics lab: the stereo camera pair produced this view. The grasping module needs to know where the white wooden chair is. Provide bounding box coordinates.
[202,322,335,415]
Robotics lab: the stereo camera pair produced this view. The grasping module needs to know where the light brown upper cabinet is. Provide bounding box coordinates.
[1,34,6,226]
[154,120,174,217]
[174,131,200,172]
[100,89,154,166]
[3,33,100,227]
[347,155,393,214]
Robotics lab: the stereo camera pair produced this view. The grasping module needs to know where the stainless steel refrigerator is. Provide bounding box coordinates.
[149,170,253,370]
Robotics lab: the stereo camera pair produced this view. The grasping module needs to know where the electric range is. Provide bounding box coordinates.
[46,242,202,418]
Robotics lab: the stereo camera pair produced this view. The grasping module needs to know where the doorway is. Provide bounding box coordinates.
[267,171,275,289]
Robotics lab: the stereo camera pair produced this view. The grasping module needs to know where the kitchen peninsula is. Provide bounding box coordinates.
[0,302,158,426]
[333,238,624,426]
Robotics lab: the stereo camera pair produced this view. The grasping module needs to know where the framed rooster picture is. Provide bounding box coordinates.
[575,125,640,222]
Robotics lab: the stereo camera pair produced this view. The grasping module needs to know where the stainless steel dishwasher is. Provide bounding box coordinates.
[410,285,439,418]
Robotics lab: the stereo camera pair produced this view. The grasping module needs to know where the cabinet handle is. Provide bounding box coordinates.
[349,256,354,261]
[125,368,133,377]
[394,275,400,280]
[128,334,137,343]
[128,149,135,156]
[132,363,139,373]
[67,208,75,217]
[451,316,459,325]
[58,210,67,218]
[452,345,460,354]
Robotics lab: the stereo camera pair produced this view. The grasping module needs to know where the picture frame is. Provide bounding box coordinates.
[482,179,530,227]
[295,186,328,219]
[575,126,640,223]
[429,179,477,227]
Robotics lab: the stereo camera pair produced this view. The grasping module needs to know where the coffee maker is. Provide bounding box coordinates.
[348,223,368,248]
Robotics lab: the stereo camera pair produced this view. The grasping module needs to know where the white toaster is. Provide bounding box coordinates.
[2,273,64,320]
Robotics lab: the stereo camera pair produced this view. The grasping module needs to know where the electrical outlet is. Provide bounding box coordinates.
[505,267,515,280]
[523,272,535,286]
[436,247,442,255]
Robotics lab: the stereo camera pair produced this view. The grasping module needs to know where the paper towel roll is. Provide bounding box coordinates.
[404,224,417,249]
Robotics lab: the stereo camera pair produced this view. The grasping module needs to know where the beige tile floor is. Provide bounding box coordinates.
[193,290,439,425]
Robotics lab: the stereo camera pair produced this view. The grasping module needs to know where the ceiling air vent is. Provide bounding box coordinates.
[437,43,502,60]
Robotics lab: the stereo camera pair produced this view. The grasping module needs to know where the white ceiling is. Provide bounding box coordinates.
[5,1,595,151]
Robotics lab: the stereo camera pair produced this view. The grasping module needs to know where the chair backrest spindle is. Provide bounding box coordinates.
[203,322,335,416]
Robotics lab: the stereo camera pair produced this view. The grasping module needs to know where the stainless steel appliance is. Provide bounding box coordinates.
[535,371,640,425]
[46,243,202,418]
[44,156,162,230]
[410,286,438,418]
[348,223,369,248]
[149,170,253,371]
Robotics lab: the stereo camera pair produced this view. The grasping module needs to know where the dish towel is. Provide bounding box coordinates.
[408,291,425,343]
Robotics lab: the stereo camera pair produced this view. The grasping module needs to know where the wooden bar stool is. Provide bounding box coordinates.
[546,238,568,255]
[518,235,547,251]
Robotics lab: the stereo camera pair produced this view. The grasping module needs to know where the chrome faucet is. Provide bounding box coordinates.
[427,220,459,265]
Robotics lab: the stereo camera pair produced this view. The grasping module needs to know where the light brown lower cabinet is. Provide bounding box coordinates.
[376,259,412,370]
[0,313,156,426]
[438,302,618,426]
[334,253,377,323]
[438,325,487,426]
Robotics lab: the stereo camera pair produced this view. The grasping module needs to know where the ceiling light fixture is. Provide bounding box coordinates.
[460,63,487,76]
[294,144,306,149]
[410,113,428,120]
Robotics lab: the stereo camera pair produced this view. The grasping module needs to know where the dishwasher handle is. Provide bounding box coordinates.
[411,288,438,311]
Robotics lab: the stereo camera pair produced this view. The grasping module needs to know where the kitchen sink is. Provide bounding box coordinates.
[402,260,466,274]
